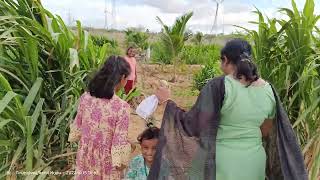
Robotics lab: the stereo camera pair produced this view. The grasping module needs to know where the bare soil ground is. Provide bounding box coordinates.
[128,63,202,157]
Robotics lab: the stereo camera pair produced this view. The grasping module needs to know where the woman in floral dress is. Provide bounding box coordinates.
[68,56,132,180]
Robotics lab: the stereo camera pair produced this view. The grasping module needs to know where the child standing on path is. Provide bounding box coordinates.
[124,47,137,94]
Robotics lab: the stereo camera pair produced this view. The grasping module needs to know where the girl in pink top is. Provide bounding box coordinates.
[68,56,132,179]
[124,47,137,94]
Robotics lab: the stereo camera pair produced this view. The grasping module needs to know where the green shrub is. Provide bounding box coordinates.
[90,35,121,56]
[116,88,141,102]
[193,61,221,91]
[151,43,221,65]
[125,29,149,50]
[181,44,221,64]
[151,41,172,64]
[91,35,118,48]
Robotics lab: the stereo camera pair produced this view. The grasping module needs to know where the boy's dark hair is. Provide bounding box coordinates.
[137,127,160,143]
[88,56,131,99]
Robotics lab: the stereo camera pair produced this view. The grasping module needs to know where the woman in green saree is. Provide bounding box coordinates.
[150,39,307,180]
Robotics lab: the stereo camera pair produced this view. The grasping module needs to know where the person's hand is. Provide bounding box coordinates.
[130,142,137,153]
[115,164,126,171]
[155,87,170,104]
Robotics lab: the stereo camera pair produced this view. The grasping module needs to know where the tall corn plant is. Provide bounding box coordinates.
[0,0,111,105]
[156,12,193,82]
[278,0,320,121]
[0,0,83,156]
[242,0,320,178]
[0,74,49,178]
[0,0,111,177]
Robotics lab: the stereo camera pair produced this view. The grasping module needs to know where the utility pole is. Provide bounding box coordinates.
[111,0,116,29]
[210,0,225,35]
[67,9,72,26]
[104,0,108,29]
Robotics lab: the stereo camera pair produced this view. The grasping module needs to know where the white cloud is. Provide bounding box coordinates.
[142,0,188,13]
[41,0,320,34]
[223,2,252,13]
[114,5,176,31]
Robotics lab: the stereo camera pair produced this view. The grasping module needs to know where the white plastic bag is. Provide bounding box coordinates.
[136,95,159,120]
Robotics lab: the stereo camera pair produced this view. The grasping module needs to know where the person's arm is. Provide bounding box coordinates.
[155,87,170,104]
[134,58,138,83]
[155,77,224,137]
[111,103,131,170]
[260,119,273,137]
[261,98,276,137]
[135,70,138,83]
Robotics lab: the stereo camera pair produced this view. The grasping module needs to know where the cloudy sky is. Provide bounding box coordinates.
[42,0,319,34]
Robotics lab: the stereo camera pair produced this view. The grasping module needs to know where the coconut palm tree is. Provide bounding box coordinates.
[124,28,149,50]
[156,12,193,82]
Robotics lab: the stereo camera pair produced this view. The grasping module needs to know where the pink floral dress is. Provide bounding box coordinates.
[68,92,131,180]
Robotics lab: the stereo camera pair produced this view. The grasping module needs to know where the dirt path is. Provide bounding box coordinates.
[128,63,201,157]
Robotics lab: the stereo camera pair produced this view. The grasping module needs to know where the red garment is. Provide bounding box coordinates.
[124,80,134,94]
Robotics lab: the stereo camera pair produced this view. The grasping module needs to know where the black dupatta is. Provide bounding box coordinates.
[148,76,307,180]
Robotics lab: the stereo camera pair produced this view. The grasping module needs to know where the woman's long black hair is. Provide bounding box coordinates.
[88,56,131,99]
[221,39,259,84]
